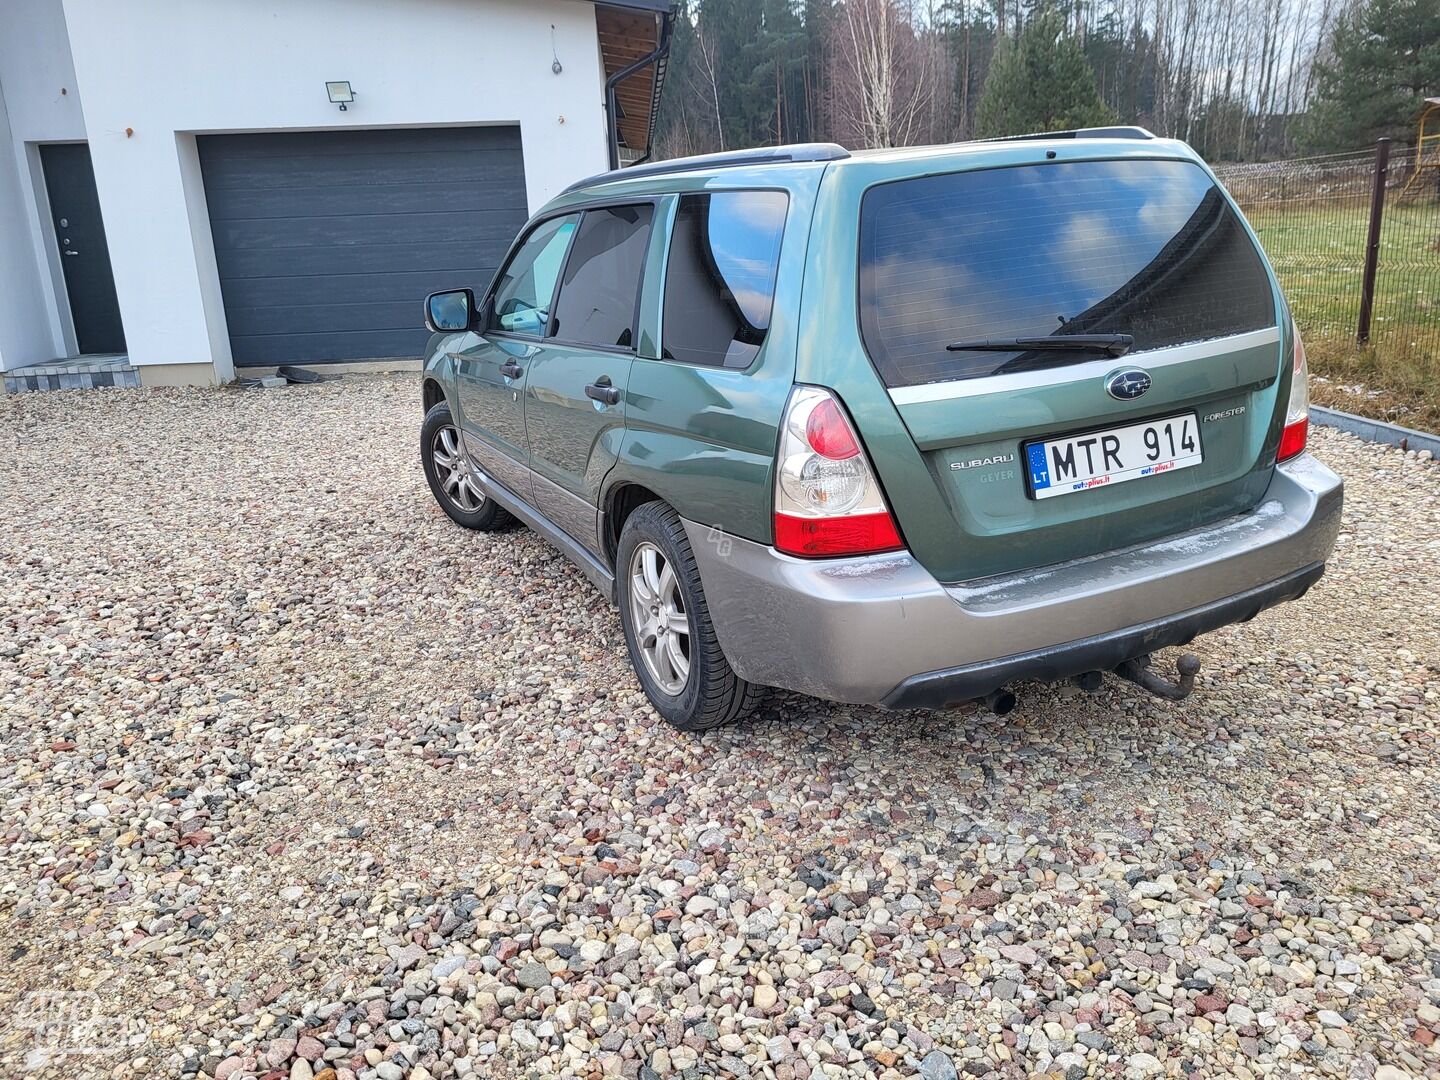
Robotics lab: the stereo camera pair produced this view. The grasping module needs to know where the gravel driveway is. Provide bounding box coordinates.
[2,376,1437,1080]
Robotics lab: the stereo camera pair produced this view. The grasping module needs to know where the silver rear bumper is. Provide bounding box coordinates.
[684,454,1343,707]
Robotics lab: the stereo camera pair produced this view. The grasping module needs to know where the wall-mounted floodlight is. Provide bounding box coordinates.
[326,81,355,111]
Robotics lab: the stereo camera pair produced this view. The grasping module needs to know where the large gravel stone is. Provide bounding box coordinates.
[919,1049,958,1080]
[515,962,550,989]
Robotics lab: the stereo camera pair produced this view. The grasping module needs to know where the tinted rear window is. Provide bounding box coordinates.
[662,191,788,368]
[552,204,654,349]
[858,159,1276,388]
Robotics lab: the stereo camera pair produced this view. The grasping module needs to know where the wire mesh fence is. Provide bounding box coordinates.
[1213,145,1439,366]
[1375,146,1440,360]
[1213,151,1372,346]
[1215,142,1440,426]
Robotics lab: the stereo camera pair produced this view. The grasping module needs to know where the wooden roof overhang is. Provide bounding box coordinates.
[594,1,673,163]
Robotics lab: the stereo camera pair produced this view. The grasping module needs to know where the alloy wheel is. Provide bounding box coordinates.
[431,425,485,513]
[628,541,691,695]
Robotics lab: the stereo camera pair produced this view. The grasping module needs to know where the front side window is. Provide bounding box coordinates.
[487,214,578,338]
[662,191,789,368]
[550,204,654,349]
[858,159,1276,388]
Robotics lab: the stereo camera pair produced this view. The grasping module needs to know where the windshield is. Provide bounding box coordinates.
[857,158,1276,388]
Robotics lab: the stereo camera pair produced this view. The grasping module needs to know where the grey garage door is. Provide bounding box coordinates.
[197,127,528,367]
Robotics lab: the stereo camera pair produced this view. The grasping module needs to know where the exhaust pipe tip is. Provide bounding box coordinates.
[984,688,1017,716]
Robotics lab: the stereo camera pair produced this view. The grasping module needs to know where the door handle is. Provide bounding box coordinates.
[585,377,621,406]
[498,361,523,380]
[64,249,80,256]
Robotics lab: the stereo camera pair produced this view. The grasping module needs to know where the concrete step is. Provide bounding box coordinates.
[3,355,140,393]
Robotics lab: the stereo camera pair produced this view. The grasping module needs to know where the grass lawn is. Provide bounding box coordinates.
[1237,198,1440,431]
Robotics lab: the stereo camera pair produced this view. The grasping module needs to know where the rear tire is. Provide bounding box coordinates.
[421,401,514,531]
[616,501,763,731]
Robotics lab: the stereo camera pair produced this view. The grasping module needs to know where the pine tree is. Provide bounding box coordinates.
[742,0,810,144]
[974,7,1114,138]
[1300,0,1440,152]
[802,0,834,139]
[652,0,710,157]
[939,0,999,138]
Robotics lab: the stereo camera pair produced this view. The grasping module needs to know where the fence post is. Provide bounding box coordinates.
[1356,137,1392,345]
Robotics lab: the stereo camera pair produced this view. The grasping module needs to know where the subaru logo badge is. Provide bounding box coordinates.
[1105,368,1152,400]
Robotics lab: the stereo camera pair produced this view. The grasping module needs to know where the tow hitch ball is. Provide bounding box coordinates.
[1115,652,1202,701]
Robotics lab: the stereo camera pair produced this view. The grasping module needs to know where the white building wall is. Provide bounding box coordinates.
[0,80,53,371]
[0,0,88,369]
[0,0,85,143]
[7,0,610,380]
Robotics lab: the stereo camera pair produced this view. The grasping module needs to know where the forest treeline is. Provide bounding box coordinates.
[649,0,1439,162]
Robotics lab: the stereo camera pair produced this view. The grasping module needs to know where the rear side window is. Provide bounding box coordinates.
[552,204,654,349]
[858,159,1276,388]
[662,191,788,368]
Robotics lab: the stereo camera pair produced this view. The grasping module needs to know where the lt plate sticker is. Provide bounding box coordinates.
[1027,412,1202,500]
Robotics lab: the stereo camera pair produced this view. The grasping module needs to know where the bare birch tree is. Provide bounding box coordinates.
[829,0,937,147]
[693,20,727,151]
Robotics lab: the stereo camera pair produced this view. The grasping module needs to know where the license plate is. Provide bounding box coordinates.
[1025,412,1202,500]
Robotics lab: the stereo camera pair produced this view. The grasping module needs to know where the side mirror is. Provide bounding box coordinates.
[424,288,474,333]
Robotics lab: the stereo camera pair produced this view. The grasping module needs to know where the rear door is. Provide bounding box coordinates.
[453,213,578,497]
[817,153,1286,582]
[524,203,655,554]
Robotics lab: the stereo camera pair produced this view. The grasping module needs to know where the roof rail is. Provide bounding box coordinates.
[983,126,1156,143]
[562,143,850,194]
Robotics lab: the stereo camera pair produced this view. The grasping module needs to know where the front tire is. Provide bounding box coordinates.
[421,401,513,531]
[616,502,762,731]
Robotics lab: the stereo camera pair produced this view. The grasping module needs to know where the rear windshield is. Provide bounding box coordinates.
[857,159,1276,388]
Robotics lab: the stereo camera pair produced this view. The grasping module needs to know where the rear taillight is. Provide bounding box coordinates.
[774,386,903,558]
[1278,319,1309,462]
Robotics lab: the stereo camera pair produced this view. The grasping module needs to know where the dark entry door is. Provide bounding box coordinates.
[40,144,126,354]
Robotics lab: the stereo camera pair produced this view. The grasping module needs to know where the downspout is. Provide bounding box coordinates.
[604,9,673,170]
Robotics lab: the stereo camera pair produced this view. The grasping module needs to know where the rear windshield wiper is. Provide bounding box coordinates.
[945,334,1134,357]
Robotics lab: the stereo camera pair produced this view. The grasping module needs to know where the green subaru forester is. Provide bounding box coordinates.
[418,128,1342,731]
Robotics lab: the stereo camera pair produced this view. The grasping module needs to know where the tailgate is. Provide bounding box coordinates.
[844,154,1288,582]
[890,328,1284,581]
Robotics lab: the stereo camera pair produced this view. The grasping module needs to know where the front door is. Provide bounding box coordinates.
[525,204,654,556]
[455,213,578,498]
[40,144,126,354]
[448,331,535,497]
